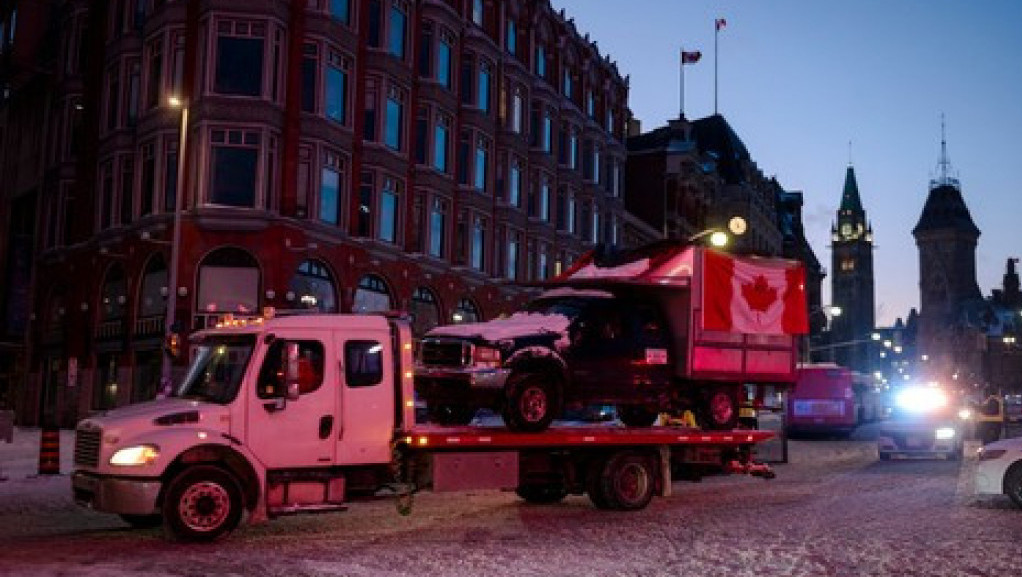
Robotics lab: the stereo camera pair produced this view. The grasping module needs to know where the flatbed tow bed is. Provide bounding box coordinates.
[393,425,775,512]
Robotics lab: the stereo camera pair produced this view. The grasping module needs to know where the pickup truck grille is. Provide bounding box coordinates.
[420,339,470,368]
[74,427,102,468]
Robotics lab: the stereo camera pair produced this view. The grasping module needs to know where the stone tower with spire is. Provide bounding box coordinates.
[830,165,876,373]
[912,119,982,383]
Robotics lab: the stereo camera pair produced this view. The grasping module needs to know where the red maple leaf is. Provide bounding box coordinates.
[741,275,777,312]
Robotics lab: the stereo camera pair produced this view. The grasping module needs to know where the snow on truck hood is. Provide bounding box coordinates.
[427,311,572,342]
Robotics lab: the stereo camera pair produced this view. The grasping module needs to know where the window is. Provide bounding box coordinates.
[210,128,260,207]
[606,108,615,134]
[433,113,450,172]
[367,0,381,48]
[474,136,488,191]
[94,354,120,410]
[345,341,384,387]
[106,64,120,131]
[586,91,594,117]
[436,30,452,88]
[100,160,114,229]
[384,85,404,151]
[457,130,469,185]
[140,143,155,216]
[471,0,483,26]
[611,160,621,197]
[591,205,600,244]
[410,288,441,337]
[214,21,265,97]
[508,159,521,207]
[470,214,486,271]
[127,61,140,125]
[429,197,447,258]
[418,22,433,76]
[511,87,523,134]
[145,39,162,110]
[569,131,578,170]
[257,340,325,398]
[289,260,338,312]
[379,177,399,243]
[388,1,406,59]
[364,79,378,142]
[358,171,373,236]
[538,245,549,280]
[453,298,480,323]
[164,138,178,212]
[120,156,134,225]
[538,177,549,221]
[542,111,551,153]
[325,50,348,123]
[506,20,516,55]
[301,43,317,113]
[562,70,572,99]
[460,53,475,105]
[567,193,576,234]
[536,45,546,78]
[415,107,428,165]
[319,150,343,225]
[330,0,350,24]
[507,232,520,280]
[593,145,600,184]
[477,62,490,113]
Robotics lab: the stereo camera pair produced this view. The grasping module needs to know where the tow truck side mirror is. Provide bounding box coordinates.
[284,342,301,402]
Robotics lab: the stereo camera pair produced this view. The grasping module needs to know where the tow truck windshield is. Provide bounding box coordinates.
[174,335,256,404]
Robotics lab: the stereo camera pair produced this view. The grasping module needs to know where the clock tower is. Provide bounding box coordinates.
[829,165,876,373]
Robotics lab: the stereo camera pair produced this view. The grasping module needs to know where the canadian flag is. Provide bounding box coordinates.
[702,250,808,335]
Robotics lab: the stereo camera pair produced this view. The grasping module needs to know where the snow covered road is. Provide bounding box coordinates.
[1,426,1020,576]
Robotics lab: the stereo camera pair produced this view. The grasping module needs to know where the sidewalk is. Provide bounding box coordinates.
[0,426,76,481]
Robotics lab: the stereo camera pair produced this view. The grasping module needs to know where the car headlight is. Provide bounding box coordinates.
[957,408,972,421]
[934,427,956,440]
[109,445,160,466]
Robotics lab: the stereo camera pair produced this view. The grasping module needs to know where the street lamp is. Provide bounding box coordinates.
[686,216,747,248]
[161,96,189,391]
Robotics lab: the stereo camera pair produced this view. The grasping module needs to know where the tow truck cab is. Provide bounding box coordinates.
[72,314,417,540]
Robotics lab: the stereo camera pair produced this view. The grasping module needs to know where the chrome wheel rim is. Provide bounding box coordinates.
[615,463,650,505]
[520,386,548,422]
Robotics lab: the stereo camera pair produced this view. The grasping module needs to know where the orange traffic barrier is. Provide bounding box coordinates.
[38,427,61,475]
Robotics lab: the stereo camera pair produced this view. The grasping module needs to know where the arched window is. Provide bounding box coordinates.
[287,259,338,312]
[197,247,260,315]
[410,287,440,336]
[452,297,480,324]
[353,274,392,313]
[138,254,167,320]
[100,264,128,322]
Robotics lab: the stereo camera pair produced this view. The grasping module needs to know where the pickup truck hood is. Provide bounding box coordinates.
[427,312,572,347]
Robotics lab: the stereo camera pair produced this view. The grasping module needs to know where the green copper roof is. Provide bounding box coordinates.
[840,166,863,213]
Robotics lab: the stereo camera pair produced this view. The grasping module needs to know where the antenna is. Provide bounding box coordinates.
[848,140,853,166]
[931,113,959,190]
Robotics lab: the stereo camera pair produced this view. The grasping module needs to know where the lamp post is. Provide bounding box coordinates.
[161,96,188,391]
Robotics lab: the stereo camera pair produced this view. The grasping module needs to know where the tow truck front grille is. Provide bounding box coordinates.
[420,339,470,368]
[74,427,102,468]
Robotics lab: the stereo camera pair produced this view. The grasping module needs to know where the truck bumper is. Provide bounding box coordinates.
[72,471,162,515]
[415,368,511,407]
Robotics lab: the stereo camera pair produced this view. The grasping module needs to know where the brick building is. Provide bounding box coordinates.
[0,0,654,426]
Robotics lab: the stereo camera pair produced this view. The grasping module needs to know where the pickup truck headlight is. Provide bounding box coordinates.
[109,444,160,466]
[934,427,956,440]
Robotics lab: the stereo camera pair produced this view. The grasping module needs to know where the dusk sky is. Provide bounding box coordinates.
[555,0,1022,326]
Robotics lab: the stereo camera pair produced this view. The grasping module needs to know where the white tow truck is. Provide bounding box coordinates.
[72,313,773,541]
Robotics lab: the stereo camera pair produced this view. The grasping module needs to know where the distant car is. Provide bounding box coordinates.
[877,386,965,460]
[975,436,1022,508]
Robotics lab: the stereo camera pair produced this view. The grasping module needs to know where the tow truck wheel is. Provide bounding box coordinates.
[516,483,568,504]
[617,406,659,428]
[592,451,656,511]
[1005,463,1022,509]
[119,514,163,529]
[427,404,476,426]
[586,459,614,510]
[164,465,243,542]
[700,385,740,431]
[504,373,558,432]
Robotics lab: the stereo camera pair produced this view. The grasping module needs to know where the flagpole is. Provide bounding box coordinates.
[714,23,719,114]
[679,46,685,118]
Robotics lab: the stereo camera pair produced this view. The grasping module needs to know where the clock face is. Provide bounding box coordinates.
[840,223,852,237]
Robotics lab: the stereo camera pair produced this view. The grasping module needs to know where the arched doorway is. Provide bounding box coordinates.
[196,247,261,328]
[353,274,393,313]
[287,259,339,312]
[410,287,441,337]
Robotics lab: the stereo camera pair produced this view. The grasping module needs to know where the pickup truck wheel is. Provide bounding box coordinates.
[516,483,568,504]
[427,404,476,426]
[504,373,558,432]
[1005,463,1022,509]
[700,386,739,431]
[164,465,243,542]
[119,514,163,529]
[595,451,655,511]
[617,406,659,428]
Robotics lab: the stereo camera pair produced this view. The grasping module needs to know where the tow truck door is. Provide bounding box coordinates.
[334,326,395,466]
[245,331,337,469]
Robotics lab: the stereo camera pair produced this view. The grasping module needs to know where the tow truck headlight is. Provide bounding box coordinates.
[471,345,502,369]
[934,427,956,440]
[109,444,160,466]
